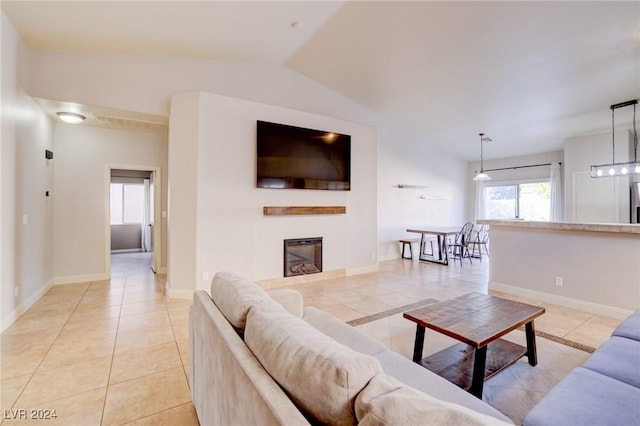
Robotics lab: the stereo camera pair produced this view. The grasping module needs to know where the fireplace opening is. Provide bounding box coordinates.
[284,237,322,277]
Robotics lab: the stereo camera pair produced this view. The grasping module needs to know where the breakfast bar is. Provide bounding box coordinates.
[478,219,640,318]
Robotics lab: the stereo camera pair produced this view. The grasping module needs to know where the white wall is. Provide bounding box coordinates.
[564,130,632,223]
[167,93,199,296]
[1,13,55,331]
[18,47,469,295]
[27,49,468,275]
[52,125,168,282]
[168,92,377,293]
[378,124,468,260]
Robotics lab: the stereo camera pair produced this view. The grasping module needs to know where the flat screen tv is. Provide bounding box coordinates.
[256,120,351,190]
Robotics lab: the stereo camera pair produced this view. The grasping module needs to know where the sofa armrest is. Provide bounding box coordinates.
[268,289,304,318]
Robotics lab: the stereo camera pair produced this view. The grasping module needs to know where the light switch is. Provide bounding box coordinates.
[22,214,28,225]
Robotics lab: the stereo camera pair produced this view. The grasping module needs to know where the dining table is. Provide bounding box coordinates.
[406,226,461,265]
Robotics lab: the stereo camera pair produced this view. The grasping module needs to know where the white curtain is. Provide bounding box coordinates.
[141,178,152,252]
[475,181,486,222]
[549,163,563,221]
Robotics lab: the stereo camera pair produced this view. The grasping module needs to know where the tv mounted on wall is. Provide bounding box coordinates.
[256,120,351,191]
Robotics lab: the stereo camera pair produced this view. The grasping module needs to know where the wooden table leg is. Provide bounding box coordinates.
[469,346,487,399]
[412,325,425,362]
[525,321,538,366]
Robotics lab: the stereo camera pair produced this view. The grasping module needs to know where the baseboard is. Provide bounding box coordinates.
[53,272,110,285]
[167,288,193,299]
[111,249,143,254]
[165,280,193,300]
[156,266,167,275]
[490,281,634,320]
[346,264,379,275]
[1,279,54,333]
[377,254,400,262]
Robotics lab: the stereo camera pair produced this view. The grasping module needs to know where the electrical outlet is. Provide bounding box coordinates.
[14,286,18,298]
[555,276,563,287]
[202,272,210,281]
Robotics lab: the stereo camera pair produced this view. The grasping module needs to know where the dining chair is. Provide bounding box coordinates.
[470,224,490,261]
[449,222,474,266]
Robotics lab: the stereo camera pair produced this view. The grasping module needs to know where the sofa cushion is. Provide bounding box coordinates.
[303,306,387,356]
[245,301,383,426]
[356,374,510,426]
[582,336,640,388]
[371,350,512,423]
[209,271,273,330]
[523,367,640,426]
[611,310,640,341]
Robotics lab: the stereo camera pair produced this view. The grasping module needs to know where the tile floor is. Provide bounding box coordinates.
[1,253,621,425]
[1,253,197,426]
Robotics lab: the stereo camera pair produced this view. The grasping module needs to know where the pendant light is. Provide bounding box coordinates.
[590,99,639,178]
[473,133,491,181]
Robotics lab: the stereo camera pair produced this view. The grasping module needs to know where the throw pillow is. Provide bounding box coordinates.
[245,301,383,426]
[356,374,510,426]
[209,271,272,330]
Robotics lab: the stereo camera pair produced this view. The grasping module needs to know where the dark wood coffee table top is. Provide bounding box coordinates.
[403,292,545,348]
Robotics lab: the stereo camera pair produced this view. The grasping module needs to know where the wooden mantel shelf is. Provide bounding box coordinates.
[263,206,346,216]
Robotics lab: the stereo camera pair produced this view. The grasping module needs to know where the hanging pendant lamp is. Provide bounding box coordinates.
[590,99,639,178]
[473,133,491,181]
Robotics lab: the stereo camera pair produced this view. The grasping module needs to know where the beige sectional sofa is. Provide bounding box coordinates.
[189,271,512,425]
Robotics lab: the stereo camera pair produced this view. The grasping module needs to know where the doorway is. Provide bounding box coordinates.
[105,164,162,275]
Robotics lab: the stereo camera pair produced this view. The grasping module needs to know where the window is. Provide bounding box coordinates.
[484,181,551,221]
[110,183,144,224]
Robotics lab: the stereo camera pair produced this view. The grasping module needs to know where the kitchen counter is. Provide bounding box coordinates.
[477,219,640,234]
[478,219,640,318]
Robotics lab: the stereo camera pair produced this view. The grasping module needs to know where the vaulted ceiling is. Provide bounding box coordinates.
[2,1,639,161]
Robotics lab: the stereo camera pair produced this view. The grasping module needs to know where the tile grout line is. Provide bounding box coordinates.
[97,267,188,424]
[99,275,125,426]
[5,282,93,413]
[164,288,192,396]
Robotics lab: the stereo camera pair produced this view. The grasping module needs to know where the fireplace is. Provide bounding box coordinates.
[283,237,322,277]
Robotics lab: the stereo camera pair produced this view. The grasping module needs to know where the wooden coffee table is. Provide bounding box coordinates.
[403,292,545,398]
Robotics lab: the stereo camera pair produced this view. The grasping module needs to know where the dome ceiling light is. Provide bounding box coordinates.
[56,111,86,124]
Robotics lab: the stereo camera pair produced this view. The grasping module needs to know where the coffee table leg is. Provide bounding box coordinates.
[469,346,487,399]
[412,325,425,362]
[525,321,538,366]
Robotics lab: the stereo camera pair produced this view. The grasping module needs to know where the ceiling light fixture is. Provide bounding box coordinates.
[56,112,86,124]
[473,133,492,181]
[590,99,639,178]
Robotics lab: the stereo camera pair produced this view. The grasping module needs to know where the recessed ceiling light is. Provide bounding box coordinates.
[56,112,86,124]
